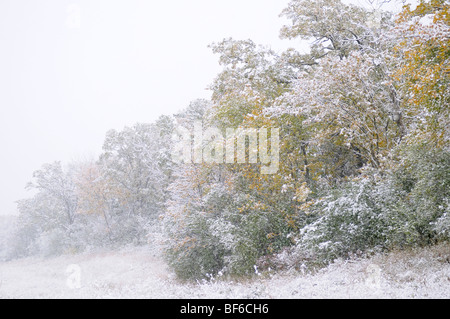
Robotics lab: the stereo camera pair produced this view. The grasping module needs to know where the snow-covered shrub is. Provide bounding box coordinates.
[165,212,227,281]
[294,179,396,265]
[163,165,293,280]
[435,210,450,239]
[165,206,291,280]
[291,146,449,267]
[224,209,291,276]
[389,146,449,245]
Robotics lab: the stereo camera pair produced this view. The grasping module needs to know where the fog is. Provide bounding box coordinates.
[0,0,296,216]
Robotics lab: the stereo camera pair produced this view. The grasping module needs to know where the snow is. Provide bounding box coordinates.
[0,243,448,299]
[419,14,434,27]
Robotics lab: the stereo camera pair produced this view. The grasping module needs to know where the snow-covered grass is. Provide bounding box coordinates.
[0,243,449,299]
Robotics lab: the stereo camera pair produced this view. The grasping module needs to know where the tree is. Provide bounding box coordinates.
[209,38,297,128]
[26,162,78,226]
[98,118,175,243]
[280,0,393,59]
[74,160,117,243]
[209,37,312,226]
[270,51,403,173]
[264,0,407,183]
[392,0,450,147]
[100,120,174,219]
[14,162,80,256]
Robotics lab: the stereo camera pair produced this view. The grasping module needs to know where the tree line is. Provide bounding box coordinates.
[3,0,449,281]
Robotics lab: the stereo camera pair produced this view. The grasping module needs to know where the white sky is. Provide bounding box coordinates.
[0,0,412,216]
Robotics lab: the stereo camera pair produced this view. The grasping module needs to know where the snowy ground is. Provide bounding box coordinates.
[0,243,449,299]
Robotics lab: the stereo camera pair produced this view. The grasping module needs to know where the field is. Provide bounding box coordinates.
[1,243,449,299]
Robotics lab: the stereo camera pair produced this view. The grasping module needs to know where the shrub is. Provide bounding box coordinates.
[391,146,450,245]
[291,146,449,267]
[163,178,293,280]
[294,179,393,265]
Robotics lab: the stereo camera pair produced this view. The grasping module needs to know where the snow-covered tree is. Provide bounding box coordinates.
[97,118,175,243]
[269,51,403,171]
[13,162,81,256]
[391,0,449,147]
[101,120,174,215]
[26,162,78,225]
[280,0,393,59]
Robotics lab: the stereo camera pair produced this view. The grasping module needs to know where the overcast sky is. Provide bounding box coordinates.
[0,0,412,216]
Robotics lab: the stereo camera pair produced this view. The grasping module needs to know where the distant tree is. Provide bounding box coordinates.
[14,162,79,256]
[100,119,174,219]
[97,117,175,243]
[25,162,78,226]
